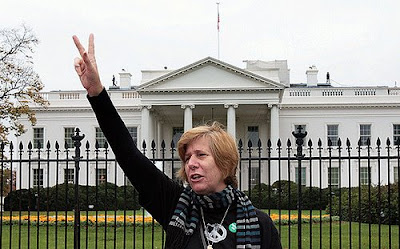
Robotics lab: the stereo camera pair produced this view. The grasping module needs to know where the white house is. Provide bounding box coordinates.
[15,57,400,191]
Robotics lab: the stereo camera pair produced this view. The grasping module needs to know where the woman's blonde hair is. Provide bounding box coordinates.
[177,121,239,188]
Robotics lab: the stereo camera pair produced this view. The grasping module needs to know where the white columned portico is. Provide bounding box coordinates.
[181,104,195,131]
[224,103,238,140]
[141,105,152,148]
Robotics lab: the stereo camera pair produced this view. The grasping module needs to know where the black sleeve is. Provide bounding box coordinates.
[256,210,282,249]
[88,89,182,227]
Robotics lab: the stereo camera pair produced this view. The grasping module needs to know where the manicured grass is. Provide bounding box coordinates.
[1,221,399,248]
[0,224,165,248]
[1,210,399,248]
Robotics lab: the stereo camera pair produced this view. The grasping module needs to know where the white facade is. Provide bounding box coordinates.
[15,57,400,190]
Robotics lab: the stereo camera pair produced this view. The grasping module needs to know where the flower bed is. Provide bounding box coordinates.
[1,214,334,227]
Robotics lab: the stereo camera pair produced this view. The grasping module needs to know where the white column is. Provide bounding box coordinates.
[224,103,238,141]
[181,104,195,131]
[270,104,280,147]
[269,104,280,184]
[140,105,152,149]
[157,121,163,156]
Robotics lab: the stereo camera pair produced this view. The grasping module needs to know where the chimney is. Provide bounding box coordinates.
[306,65,318,86]
[119,69,132,89]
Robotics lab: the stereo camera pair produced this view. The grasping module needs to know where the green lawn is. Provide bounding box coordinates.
[0,210,399,248]
[0,222,398,248]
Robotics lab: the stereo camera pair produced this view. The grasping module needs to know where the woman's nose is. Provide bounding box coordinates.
[187,157,198,169]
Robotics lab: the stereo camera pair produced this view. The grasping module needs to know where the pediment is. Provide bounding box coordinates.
[137,57,285,93]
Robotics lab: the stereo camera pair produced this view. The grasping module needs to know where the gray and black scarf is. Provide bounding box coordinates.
[166,185,261,248]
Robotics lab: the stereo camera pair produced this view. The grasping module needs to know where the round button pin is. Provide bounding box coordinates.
[229,222,237,233]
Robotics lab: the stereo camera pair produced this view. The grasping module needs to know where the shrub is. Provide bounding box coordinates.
[327,183,399,225]
[4,182,140,211]
[247,181,330,210]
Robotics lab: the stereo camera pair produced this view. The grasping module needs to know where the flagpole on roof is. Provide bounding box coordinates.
[217,2,220,60]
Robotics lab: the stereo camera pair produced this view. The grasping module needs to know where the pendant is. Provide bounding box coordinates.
[207,245,213,249]
[205,223,227,243]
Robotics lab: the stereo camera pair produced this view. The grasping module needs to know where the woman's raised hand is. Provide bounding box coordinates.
[73,34,104,96]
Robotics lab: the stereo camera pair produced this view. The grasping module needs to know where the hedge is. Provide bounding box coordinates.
[327,183,400,225]
[4,182,140,211]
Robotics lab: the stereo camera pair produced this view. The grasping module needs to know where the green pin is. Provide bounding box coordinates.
[229,222,237,233]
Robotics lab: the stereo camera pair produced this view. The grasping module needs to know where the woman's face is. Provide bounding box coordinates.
[184,136,226,195]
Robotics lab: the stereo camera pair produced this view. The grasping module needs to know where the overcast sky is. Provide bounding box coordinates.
[3,0,400,91]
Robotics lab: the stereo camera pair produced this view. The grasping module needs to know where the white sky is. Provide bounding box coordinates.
[3,0,400,91]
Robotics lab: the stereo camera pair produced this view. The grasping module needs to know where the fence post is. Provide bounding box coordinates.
[72,128,85,249]
[292,126,307,249]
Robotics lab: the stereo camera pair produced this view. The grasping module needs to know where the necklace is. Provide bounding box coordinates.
[200,203,231,249]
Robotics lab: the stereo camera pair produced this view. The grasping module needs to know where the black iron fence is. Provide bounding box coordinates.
[0,128,400,249]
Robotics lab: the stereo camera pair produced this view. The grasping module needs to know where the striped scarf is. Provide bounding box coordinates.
[165,185,261,248]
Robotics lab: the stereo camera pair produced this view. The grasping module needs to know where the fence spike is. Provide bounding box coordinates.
[64,141,69,149]
[308,139,313,147]
[55,141,59,150]
[0,142,4,150]
[376,137,381,147]
[257,138,262,148]
[267,139,271,148]
[46,141,51,149]
[86,141,90,149]
[277,139,282,147]
[104,141,109,149]
[95,140,99,149]
[19,141,23,150]
[142,139,148,149]
[346,138,351,147]
[10,141,13,150]
[161,140,165,149]
[328,138,332,147]
[338,138,342,147]
[318,138,322,147]
[238,139,243,148]
[151,140,156,149]
[28,141,32,150]
[386,137,391,146]
[170,140,175,149]
[248,139,253,148]
[286,139,291,147]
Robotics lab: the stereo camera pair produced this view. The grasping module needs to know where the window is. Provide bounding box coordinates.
[95,127,107,148]
[64,127,75,148]
[360,167,370,185]
[64,168,74,184]
[394,167,399,183]
[172,127,184,147]
[250,166,260,189]
[393,124,400,145]
[359,124,371,146]
[33,128,44,149]
[127,127,138,146]
[327,125,339,146]
[295,167,306,186]
[328,167,339,188]
[96,169,107,185]
[247,126,259,147]
[33,169,43,187]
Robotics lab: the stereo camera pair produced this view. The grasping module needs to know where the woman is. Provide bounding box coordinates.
[73,34,281,249]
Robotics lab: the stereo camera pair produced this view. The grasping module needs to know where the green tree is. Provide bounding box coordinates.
[0,24,48,142]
